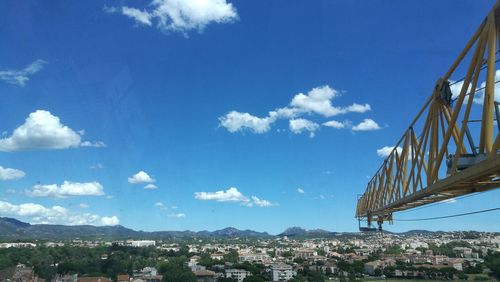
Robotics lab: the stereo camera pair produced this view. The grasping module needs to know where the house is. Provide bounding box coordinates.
[270,263,296,281]
[364,261,382,275]
[193,270,216,282]
[210,253,224,260]
[130,241,156,247]
[54,274,78,282]
[116,274,129,282]
[132,267,162,282]
[238,253,270,263]
[225,269,251,282]
[0,265,36,282]
[294,249,316,259]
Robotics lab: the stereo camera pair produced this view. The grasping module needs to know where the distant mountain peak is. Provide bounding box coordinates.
[279,226,307,236]
[0,217,31,228]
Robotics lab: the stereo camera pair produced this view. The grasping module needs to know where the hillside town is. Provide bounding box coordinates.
[1,231,499,281]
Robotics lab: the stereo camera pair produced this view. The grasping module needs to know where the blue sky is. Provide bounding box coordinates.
[0,0,499,234]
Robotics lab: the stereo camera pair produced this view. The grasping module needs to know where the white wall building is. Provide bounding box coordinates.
[271,263,296,281]
[130,240,156,247]
[226,269,251,282]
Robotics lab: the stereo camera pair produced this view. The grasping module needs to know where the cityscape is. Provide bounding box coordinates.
[0,217,500,281]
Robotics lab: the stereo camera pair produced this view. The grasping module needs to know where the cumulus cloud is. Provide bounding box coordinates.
[0,200,119,226]
[440,198,457,204]
[121,7,153,26]
[80,141,106,148]
[26,181,105,198]
[155,202,164,207]
[79,203,89,209]
[195,187,248,202]
[250,196,276,207]
[106,0,238,34]
[352,119,381,131]
[194,187,276,208]
[100,216,120,225]
[144,184,158,190]
[289,119,320,137]
[0,166,25,181]
[0,59,47,87]
[450,71,500,105]
[290,86,372,117]
[376,145,414,160]
[344,103,372,113]
[90,163,104,169]
[290,86,340,117]
[0,110,104,152]
[322,120,348,129]
[297,188,305,194]
[168,213,186,218]
[219,111,275,134]
[128,171,156,184]
[376,146,402,158]
[219,85,375,136]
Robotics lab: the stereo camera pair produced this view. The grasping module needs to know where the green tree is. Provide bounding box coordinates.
[485,252,500,279]
[223,250,239,263]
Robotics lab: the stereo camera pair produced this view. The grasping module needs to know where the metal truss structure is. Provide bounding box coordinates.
[356,2,500,226]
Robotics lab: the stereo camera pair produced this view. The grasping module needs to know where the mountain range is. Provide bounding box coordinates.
[0,217,491,240]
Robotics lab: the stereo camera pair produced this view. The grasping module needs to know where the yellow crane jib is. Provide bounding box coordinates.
[356,2,500,231]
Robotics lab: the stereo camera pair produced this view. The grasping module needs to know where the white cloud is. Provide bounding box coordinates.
[121,7,153,26]
[344,103,371,113]
[100,216,120,225]
[107,0,238,34]
[450,71,500,105]
[219,85,373,136]
[0,59,47,87]
[376,146,402,158]
[376,145,414,160]
[144,184,158,190]
[0,200,119,226]
[155,202,164,207]
[79,203,89,209]
[0,110,104,152]
[90,163,104,169]
[26,181,105,198]
[290,85,340,117]
[219,111,275,134]
[128,171,156,184]
[289,119,319,138]
[195,187,248,202]
[290,86,371,117]
[440,198,457,204]
[80,141,106,148]
[194,187,276,208]
[250,196,276,207]
[352,119,381,131]
[168,213,186,218]
[322,120,349,129]
[0,166,25,181]
[297,188,305,194]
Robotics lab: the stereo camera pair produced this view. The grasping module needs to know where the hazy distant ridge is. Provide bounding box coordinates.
[0,217,492,240]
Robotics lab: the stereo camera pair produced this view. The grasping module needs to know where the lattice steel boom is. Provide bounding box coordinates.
[356,2,500,225]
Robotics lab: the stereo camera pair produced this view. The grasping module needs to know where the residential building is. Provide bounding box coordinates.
[225,269,251,282]
[270,263,296,281]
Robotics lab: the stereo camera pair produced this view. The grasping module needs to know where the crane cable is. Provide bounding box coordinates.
[396,192,480,214]
[393,207,500,222]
